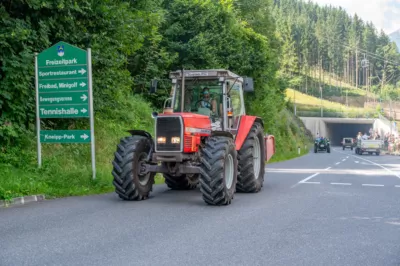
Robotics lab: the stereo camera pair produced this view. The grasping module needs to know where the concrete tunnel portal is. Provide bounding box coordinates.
[325,122,372,145]
[300,117,376,146]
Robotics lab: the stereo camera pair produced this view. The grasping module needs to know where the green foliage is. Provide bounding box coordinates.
[273,0,400,101]
[0,0,314,200]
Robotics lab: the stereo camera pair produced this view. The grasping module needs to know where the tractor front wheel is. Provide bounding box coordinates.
[199,136,237,206]
[163,170,199,190]
[237,122,265,193]
[327,146,331,153]
[112,136,155,201]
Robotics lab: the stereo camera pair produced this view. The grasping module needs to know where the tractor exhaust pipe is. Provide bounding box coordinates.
[181,67,185,113]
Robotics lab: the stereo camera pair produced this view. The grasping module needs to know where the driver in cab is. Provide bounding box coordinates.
[197,87,217,115]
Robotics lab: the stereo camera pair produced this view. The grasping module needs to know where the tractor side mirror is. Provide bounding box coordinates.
[150,79,158,94]
[243,77,254,92]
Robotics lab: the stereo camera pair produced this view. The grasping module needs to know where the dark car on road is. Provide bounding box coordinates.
[314,137,331,153]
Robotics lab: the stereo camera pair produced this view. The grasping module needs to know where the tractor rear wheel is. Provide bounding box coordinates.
[236,122,265,193]
[112,136,155,201]
[199,136,237,205]
[163,171,199,190]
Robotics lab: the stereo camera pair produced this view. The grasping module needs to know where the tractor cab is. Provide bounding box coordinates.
[153,69,253,134]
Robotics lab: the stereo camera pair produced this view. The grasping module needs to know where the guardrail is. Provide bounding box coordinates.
[296,110,378,118]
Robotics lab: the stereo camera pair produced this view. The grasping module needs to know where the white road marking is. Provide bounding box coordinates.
[346,156,349,159]
[342,159,346,161]
[331,182,352,185]
[325,167,331,170]
[291,173,320,188]
[362,184,384,187]
[335,162,340,165]
[395,185,400,188]
[354,161,359,163]
[334,149,400,179]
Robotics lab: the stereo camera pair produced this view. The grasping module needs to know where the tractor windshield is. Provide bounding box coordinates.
[173,79,223,117]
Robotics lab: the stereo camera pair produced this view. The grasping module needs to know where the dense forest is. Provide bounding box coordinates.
[273,0,400,100]
[0,0,312,199]
[1,0,398,199]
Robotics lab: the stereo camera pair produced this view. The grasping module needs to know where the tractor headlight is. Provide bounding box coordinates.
[171,137,180,144]
[157,137,166,143]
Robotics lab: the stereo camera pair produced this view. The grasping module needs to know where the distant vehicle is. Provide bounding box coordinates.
[341,137,354,150]
[355,139,382,155]
[314,137,330,153]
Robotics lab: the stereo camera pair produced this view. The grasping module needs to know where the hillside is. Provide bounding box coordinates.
[0,0,312,201]
[389,29,400,51]
[273,0,400,102]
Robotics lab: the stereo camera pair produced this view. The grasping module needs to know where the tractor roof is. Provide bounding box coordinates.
[169,69,243,82]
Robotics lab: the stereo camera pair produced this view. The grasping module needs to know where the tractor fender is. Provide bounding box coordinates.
[127,129,154,161]
[127,129,153,139]
[212,131,234,139]
[264,134,275,162]
[235,115,263,150]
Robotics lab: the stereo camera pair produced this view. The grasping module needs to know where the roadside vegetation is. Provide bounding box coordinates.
[3,0,396,200]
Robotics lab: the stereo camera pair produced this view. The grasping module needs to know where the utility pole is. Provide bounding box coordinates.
[355,46,358,89]
[294,89,296,115]
[320,86,323,117]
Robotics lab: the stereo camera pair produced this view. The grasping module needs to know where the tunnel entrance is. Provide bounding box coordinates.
[325,123,373,145]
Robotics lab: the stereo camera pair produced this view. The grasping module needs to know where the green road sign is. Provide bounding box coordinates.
[37,41,89,118]
[39,104,89,118]
[39,91,89,105]
[38,42,87,67]
[40,130,91,143]
[38,65,87,80]
[38,78,88,92]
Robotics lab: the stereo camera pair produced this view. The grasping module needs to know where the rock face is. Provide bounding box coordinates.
[389,29,400,50]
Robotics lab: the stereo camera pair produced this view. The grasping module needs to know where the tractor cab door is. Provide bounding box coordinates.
[225,80,245,133]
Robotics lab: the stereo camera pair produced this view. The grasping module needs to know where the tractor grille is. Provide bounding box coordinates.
[155,116,183,152]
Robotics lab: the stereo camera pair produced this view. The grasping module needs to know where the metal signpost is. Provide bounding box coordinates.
[35,41,96,179]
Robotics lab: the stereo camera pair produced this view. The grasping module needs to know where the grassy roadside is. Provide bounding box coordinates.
[0,94,162,201]
[285,88,378,117]
[0,98,311,201]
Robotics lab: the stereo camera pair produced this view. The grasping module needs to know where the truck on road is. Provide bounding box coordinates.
[341,137,354,150]
[355,139,382,155]
[111,69,275,206]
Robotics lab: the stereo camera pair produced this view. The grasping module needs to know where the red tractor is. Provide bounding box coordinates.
[112,69,275,205]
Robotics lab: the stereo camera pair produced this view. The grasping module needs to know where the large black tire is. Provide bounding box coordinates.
[314,145,317,153]
[236,122,265,193]
[163,170,199,190]
[112,136,155,201]
[327,146,331,153]
[199,136,237,206]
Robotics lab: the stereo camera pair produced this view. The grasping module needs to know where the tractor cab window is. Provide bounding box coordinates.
[173,79,222,118]
[227,80,243,129]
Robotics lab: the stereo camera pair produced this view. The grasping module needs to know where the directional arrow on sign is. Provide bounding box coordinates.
[80,133,89,140]
[80,82,86,87]
[78,68,86,75]
[80,94,88,101]
[81,108,87,113]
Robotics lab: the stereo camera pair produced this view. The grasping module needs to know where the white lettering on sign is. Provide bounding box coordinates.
[58,82,78,89]
[39,96,73,103]
[44,134,76,140]
[39,70,77,77]
[45,58,78,66]
[39,83,58,89]
[40,108,79,115]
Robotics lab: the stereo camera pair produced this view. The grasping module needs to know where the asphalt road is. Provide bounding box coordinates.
[1,147,399,266]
